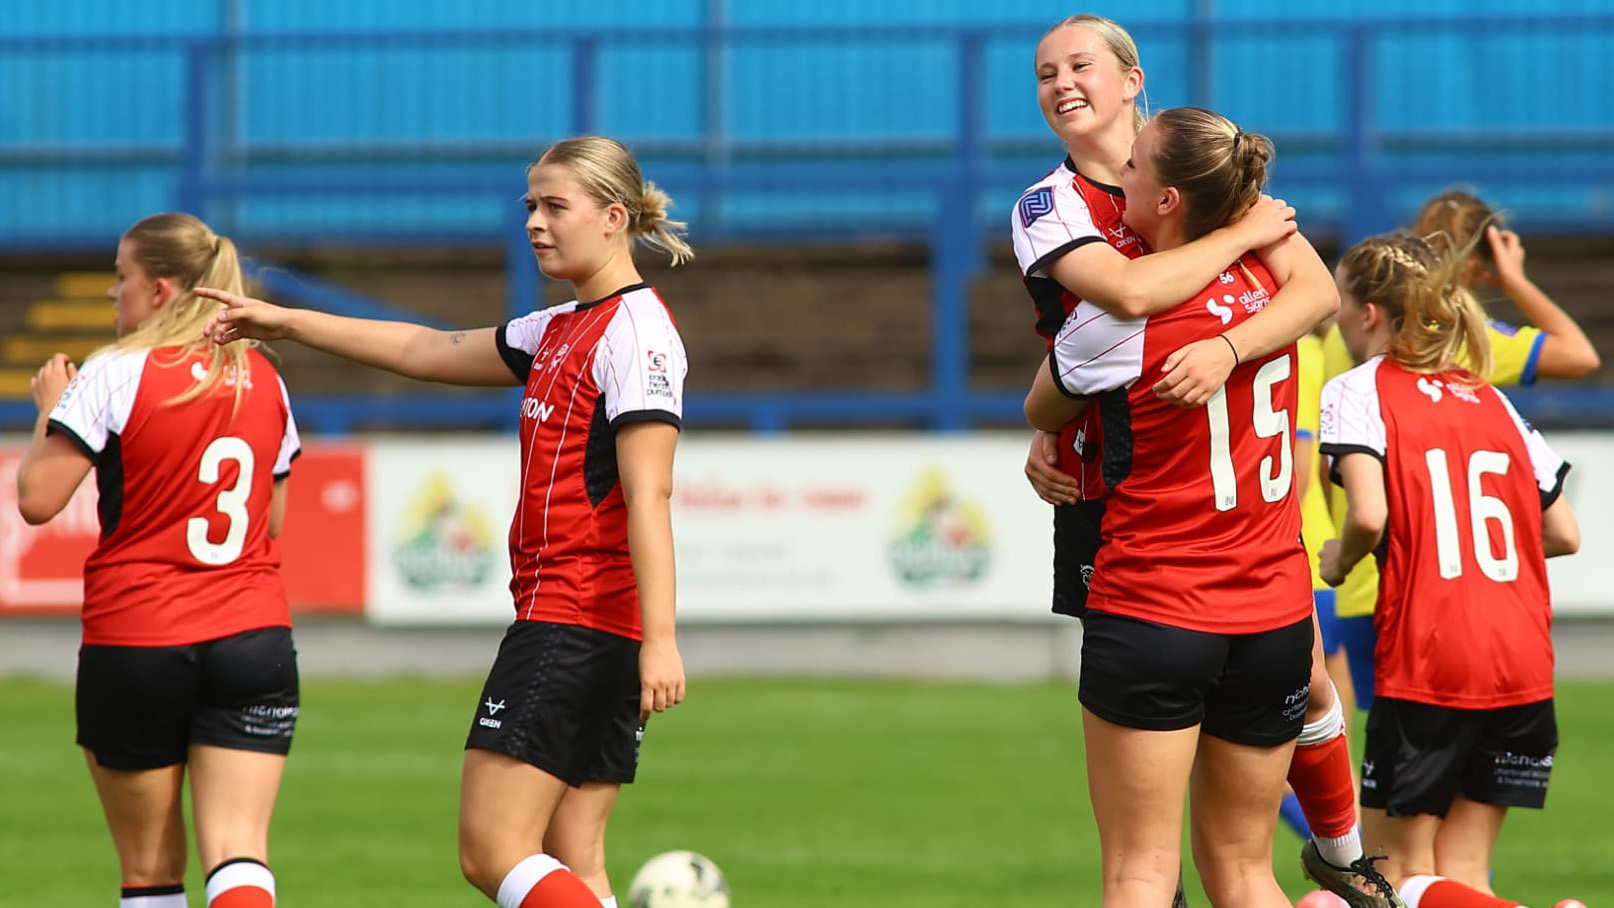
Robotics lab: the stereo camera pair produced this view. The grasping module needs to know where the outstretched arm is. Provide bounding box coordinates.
[197,288,519,387]
[1045,195,1297,319]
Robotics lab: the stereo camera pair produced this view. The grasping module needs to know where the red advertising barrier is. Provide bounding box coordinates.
[0,443,365,616]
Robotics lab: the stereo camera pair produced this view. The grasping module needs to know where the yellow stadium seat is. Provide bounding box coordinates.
[27,301,118,332]
[53,272,116,299]
[1,336,108,364]
[0,369,35,398]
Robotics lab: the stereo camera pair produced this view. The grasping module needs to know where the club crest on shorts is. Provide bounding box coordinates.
[1018,187,1054,228]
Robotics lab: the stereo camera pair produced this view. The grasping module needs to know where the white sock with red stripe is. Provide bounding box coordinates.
[205,858,275,907]
[495,853,601,908]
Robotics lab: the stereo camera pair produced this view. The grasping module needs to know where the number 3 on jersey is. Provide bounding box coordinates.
[1206,355,1293,512]
[187,436,255,565]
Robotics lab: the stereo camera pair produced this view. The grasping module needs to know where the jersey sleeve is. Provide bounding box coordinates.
[496,308,562,380]
[1492,386,1570,506]
[1295,335,1324,442]
[273,374,302,479]
[1485,320,1546,387]
[1011,179,1106,279]
[45,350,145,460]
[1048,307,1146,398]
[1318,360,1387,483]
[592,297,686,428]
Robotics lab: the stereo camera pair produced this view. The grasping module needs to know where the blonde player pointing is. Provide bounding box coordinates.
[202,136,691,908]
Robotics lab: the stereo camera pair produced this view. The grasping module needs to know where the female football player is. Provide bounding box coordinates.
[1023,106,1388,908]
[1014,17,1383,908]
[1320,232,1580,908]
[17,212,301,908]
[200,135,692,908]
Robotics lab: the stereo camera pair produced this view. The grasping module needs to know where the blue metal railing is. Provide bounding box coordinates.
[1,16,1611,432]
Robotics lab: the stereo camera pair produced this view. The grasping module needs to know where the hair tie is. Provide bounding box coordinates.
[210,235,222,256]
[1231,131,1244,151]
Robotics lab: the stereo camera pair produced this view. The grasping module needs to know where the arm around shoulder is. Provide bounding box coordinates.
[1222,231,1338,363]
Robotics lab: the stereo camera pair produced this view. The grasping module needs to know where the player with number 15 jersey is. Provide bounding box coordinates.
[1047,254,1311,634]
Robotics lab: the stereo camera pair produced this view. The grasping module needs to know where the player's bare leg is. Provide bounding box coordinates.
[1361,807,1439,895]
[84,753,188,887]
[1189,733,1295,908]
[188,745,284,870]
[1359,808,1533,907]
[1081,708,1197,908]
[545,782,622,898]
[1432,798,1507,893]
[189,745,286,905]
[459,748,600,907]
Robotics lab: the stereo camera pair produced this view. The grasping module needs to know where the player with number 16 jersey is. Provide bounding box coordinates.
[1320,358,1566,708]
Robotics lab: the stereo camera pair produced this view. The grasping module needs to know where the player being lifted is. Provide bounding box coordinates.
[1023,106,1388,908]
[17,213,302,908]
[1319,232,1581,908]
[1013,15,1388,907]
[201,136,692,908]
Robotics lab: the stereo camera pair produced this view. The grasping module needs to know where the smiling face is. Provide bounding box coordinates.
[1035,24,1142,150]
[524,163,627,284]
[108,239,165,336]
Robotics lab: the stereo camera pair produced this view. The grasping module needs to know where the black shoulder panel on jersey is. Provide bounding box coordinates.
[1543,460,1571,510]
[583,397,620,508]
[1026,275,1071,341]
[95,432,124,542]
[494,324,535,382]
[1098,388,1133,492]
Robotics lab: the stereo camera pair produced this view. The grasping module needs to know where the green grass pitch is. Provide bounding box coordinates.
[2,676,1611,906]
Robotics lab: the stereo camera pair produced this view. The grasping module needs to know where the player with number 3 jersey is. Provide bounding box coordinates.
[17,213,300,908]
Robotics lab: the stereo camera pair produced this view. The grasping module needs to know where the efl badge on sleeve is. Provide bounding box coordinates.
[1018,187,1055,229]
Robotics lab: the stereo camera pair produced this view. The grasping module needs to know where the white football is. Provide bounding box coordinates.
[626,850,731,908]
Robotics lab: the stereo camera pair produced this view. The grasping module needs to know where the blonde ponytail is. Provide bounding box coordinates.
[94,213,259,412]
[532,136,695,267]
[634,181,694,266]
[1337,231,1492,381]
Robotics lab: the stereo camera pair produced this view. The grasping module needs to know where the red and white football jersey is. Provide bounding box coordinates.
[496,283,686,640]
[1319,358,1567,708]
[1012,158,1150,497]
[47,347,299,646]
[1049,256,1311,634]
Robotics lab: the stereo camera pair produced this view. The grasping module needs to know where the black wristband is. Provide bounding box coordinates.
[1218,333,1240,365]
